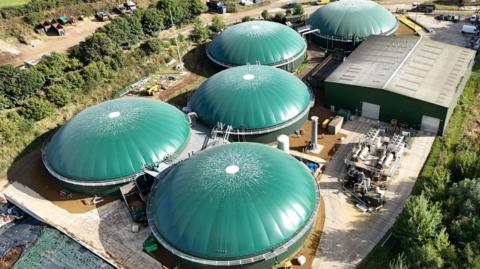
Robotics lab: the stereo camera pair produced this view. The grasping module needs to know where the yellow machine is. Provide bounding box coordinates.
[145,85,160,96]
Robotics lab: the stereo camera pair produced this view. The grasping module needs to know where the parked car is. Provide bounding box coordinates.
[284,2,298,9]
[470,15,478,23]
[435,14,445,20]
[207,1,226,14]
[95,11,110,21]
[462,24,479,34]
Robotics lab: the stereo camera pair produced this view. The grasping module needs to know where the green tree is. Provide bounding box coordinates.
[261,10,270,20]
[210,15,225,34]
[141,39,164,55]
[293,4,304,16]
[0,65,20,99]
[15,68,45,100]
[81,63,103,88]
[78,33,117,63]
[188,0,207,16]
[394,194,443,246]
[418,167,451,201]
[410,241,445,269]
[388,253,409,269]
[46,85,71,107]
[62,71,85,91]
[20,96,55,120]
[126,14,144,43]
[36,52,82,85]
[0,66,44,103]
[141,8,164,36]
[157,0,188,26]
[98,17,133,48]
[190,17,208,43]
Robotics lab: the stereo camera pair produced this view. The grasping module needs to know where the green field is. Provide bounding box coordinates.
[0,0,30,8]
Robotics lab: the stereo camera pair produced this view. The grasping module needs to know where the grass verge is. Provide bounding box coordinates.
[0,0,29,8]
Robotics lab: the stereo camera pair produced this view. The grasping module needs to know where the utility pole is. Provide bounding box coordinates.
[169,8,184,73]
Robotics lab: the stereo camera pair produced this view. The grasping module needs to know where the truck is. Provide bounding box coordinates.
[411,3,435,13]
[207,1,226,14]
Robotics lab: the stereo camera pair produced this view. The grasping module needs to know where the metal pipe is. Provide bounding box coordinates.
[311,116,319,151]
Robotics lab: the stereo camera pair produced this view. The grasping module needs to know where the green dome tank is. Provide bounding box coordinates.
[42,98,190,195]
[190,65,313,142]
[147,142,320,268]
[308,0,398,51]
[207,20,307,72]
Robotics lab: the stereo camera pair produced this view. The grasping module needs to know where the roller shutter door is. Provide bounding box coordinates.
[361,102,380,120]
[421,115,440,134]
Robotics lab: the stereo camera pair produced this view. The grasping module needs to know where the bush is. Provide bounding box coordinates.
[20,96,55,120]
[63,71,85,91]
[7,111,33,133]
[271,12,286,23]
[46,85,71,107]
[210,15,225,34]
[242,16,254,22]
[0,118,19,145]
[450,151,480,180]
[261,10,269,20]
[0,95,13,110]
[190,17,208,43]
[293,4,304,15]
[141,39,164,55]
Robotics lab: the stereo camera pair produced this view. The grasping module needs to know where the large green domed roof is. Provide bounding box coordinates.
[207,20,306,67]
[190,65,312,132]
[148,143,319,264]
[308,0,398,41]
[43,98,190,183]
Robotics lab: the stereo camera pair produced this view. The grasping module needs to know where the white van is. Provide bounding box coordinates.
[462,24,479,34]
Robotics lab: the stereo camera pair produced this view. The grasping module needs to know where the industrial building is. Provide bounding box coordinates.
[206,20,307,72]
[308,0,398,52]
[147,142,320,268]
[325,36,475,135]
[189,65,314,142]
[42,98,191,196]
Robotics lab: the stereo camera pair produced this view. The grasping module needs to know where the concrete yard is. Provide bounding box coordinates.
[311,117,435,269]
[0,123,219,269]
[412,13,471,47]
[3,183,159,269]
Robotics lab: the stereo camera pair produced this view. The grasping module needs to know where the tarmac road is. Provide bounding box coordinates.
[311,118,435,268]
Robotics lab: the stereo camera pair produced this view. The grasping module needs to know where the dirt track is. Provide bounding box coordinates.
[0,18,108,66]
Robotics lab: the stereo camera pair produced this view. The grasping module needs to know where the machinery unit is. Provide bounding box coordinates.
[343,128,408,211]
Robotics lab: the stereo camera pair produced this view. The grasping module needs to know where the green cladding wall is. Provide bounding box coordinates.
[324,82,449,134]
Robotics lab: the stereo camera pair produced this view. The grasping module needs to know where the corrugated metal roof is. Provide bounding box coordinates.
[326,36,475,107]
